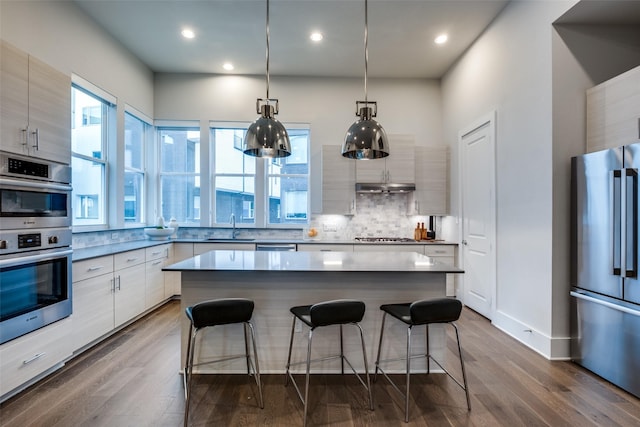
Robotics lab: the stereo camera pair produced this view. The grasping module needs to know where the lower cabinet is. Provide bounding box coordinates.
[145,245,171,309]
[0,318,72,399]
[297,243,354,252]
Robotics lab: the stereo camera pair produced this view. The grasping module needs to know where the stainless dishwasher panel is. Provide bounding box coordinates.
[256,244,297,251]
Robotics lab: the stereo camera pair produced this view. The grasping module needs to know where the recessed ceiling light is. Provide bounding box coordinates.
[434,34,448,45]
[223,62,234,71]
[181,28,195,39]
[310,32,323,42]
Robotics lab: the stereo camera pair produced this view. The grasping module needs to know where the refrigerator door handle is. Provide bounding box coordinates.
[613,169,622,276]
[571,291,640,317]
[625,168,638,278]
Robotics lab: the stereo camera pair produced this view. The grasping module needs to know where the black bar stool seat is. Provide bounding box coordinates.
[285,299,373,427]
[374,298,470,423]
[183,298,263,426]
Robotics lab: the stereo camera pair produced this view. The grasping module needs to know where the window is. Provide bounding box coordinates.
[124,112,149,223]
[211,126,309,227]
[71,84,114,226]
[267,130,310,224]
[158,127,200,224]
[213,128,256,225]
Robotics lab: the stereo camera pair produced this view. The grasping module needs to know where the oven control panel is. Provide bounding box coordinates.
[0,228,71,255]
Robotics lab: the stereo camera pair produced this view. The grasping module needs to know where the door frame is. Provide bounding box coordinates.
[457,111,497,319]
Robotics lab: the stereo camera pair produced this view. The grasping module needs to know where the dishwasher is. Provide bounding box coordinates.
[256,243,297,252]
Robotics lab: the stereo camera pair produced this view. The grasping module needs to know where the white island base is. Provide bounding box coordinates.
[167,250,462,374]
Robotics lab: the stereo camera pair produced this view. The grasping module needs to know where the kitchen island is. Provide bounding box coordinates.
[164,250,463,373]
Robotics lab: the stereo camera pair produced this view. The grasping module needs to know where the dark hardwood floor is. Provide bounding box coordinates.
[1,300,638,426]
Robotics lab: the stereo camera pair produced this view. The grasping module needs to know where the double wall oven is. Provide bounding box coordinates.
[0,151,73,345]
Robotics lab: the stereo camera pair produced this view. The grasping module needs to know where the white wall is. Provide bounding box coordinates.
[154,73,442,214]
[0,0,154,117]
[441,0,577,358]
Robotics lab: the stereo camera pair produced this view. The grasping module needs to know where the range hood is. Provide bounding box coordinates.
[355,182,416,193]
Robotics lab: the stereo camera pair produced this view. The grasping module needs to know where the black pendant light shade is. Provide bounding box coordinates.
[243,0,291,158]
[341,0,389,160]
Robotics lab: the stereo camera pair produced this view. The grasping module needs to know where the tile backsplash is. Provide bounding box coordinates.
[72,193,442,248]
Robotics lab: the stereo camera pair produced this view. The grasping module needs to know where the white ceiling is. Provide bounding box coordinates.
[73,0,511,78]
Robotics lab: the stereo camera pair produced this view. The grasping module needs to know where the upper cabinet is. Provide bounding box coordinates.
[0,41,71,164]
[586,65,640,152]
[409,146,449,215]
[355,135,415,183]
[321,144,356,215]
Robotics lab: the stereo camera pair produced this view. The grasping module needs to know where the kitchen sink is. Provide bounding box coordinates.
[206,238,255,242]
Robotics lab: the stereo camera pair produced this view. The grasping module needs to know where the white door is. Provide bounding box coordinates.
[460,114,496,319]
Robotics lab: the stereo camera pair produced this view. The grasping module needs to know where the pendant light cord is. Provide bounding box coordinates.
[266,0,270,100]
[364,0,368,104]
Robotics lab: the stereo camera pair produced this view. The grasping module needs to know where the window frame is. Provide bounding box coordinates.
[70,77,115,230]
[123,108,152,226]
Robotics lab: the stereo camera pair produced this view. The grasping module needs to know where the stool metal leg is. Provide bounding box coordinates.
[285,315,297,386]
[303,328,314,427]
[426,324,430,374]
[340,324,345,375]
[247,321,264,409]
[183,322,193,399]
[243,321,251,375]
[452,323,471,410]
[355,323,374,410]
[184,326,199,427]
[374,312,387,382]
[405,325,412,423]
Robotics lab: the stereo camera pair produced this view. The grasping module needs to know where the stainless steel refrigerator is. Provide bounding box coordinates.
[571,143,640,398]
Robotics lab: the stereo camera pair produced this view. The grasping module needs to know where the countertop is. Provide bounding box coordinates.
[72,238,457,262]
[163,250,464,273]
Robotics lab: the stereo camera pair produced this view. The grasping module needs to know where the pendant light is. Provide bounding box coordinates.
[243,0,291,158]
[341,0,389,160]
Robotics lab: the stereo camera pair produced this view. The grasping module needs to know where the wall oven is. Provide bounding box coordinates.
[0,151,73,345]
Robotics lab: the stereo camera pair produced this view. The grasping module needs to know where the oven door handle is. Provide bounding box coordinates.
[0,248,73,268]
[0,177,72,192]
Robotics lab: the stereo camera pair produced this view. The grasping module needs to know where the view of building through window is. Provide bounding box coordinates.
[124,112,148,223]
[71,85,112,226]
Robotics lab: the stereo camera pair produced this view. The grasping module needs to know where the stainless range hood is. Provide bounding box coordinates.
[355,182,416,193]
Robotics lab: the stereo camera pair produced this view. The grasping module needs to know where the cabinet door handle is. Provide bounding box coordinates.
[116,276,121,291]
[31,128,40,150]
[110,278,115,293]
[23,352,45,365]
[21,127,29,146]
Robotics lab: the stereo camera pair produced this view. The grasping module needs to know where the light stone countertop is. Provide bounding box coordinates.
[163,249,464,273]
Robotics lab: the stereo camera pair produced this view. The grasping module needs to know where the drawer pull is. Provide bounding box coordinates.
[23,352,45,365]
[152,260,162,266]
[151,251,162,256]
[126,257,139,262]
[88,266,104,272]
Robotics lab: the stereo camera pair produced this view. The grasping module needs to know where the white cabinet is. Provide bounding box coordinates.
[71,255,115,351]
[0,41,70,164]
[194,242,255,254]
[354,244,423,253]
[587,65,640,152]
[321,145,356,215]
[409,146,448,215]
[145,245,171,309]
[297,243,354,252]
[113,250,146,327]
[0,318,71,398]
[168,243,194,297]
[355,135,415,184]
[424,245,457,296]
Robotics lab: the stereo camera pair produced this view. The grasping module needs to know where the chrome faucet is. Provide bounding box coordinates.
[230,213,238,239]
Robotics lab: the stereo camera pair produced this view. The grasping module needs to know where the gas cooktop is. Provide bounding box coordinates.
[354,237,417,243]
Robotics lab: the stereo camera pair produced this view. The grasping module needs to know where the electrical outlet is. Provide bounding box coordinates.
[111,232,119,240]
[323,223,337,232]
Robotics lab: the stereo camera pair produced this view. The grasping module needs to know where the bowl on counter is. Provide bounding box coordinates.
[144,227,174,240]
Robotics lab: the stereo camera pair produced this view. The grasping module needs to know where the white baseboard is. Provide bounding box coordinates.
[492,310,571,361]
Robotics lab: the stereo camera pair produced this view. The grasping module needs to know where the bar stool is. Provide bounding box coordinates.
[285,299,373,427]
[183,298,263,426]
[374,298,470,422]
